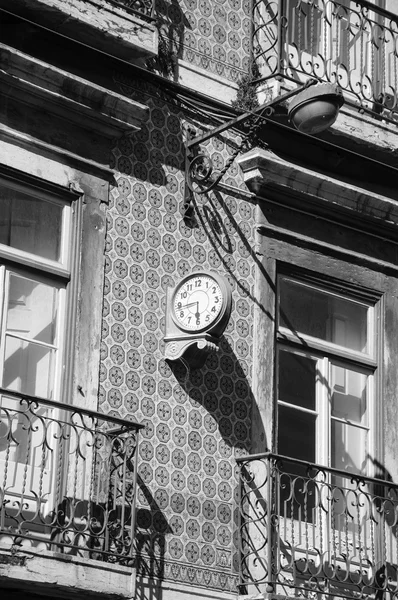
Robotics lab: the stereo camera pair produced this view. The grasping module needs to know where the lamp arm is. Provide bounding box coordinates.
[185,79,318,196]
[186,79,317,150]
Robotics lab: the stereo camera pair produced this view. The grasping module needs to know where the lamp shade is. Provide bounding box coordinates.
[288,83,344,134]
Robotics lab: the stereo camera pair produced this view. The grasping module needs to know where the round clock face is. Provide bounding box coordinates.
[173,274,224,331]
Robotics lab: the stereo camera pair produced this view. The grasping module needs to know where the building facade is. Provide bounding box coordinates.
[0,1,397,600]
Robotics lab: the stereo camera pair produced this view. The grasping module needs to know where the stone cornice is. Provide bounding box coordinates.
[237,148,398,234]
[0,43,149,168]
[0,43,148,135]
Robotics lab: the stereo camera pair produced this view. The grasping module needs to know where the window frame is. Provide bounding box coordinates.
[0,170,80,406]
[275,268,382,478]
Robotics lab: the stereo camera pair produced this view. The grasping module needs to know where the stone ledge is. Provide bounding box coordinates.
[177,59,239,105]
[0,43,149,167]
[0,43,148,136]
[0,0,158,63]
[0,544,135,598]
[237,148,398,232]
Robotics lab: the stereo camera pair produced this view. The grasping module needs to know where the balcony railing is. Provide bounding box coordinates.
[0,389,142,563]
[238,452,398,600]
[252,0,398,121]
[108,0,155,19]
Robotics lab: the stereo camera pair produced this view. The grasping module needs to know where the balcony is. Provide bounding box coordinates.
[238,452,398,600]
[252,0,398,122]
[0,389,141,575]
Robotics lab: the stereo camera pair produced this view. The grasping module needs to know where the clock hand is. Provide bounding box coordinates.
[180,301,199,310]
[195,302,200,320]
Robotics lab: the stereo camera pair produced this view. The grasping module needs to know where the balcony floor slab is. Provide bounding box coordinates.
[0,544,135,599]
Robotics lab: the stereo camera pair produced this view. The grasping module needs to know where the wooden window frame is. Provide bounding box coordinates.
[0,169,81,406]
[275,267,382,477]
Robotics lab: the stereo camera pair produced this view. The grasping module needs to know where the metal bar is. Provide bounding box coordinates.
[237,451,396,488]
[0,387,143,429]
[0,394,142,562]
[252,0,398,120]
[237,453,398,596]
[186,81,315,149]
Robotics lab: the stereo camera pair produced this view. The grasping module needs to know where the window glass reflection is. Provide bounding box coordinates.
[3,337,55,398]
[6,274,58,345]
[279,278,369,353]
[0,182,62,261]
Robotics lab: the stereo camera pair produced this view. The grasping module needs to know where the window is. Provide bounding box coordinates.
[0,175,75,513]
[276,274,377,476]
[0,176,73,400]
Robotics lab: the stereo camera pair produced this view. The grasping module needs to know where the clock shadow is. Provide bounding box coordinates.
[168,337,268,456]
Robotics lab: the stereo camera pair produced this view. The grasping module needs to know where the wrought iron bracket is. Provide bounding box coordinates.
[184,80,317,207]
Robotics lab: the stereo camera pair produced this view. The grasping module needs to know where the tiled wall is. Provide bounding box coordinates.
[155,0,252,82]
[98,76,258,590]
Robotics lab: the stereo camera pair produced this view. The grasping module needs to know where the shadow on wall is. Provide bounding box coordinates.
[147,0,191,80]
[193,187,277,324]
[168,337,263,455]
[134,474,172,600]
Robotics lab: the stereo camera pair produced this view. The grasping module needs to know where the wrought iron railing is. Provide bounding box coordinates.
[0,388,142,563]
[238,452,398,599]
[252,0,398,121]
[108,0,154,20]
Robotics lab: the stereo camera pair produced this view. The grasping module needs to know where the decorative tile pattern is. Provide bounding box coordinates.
[100,90,258,591]
[155,0,251,81]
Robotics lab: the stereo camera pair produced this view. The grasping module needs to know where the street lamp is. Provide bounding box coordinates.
[288,83,344,134]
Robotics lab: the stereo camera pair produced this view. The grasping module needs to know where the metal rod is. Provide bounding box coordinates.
[0,387,143,429]
[186,81,315,149]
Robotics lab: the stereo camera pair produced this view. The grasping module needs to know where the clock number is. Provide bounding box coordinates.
[212,286,217,294]
[181,291,187,299]
[195,279,201,287]
[188,316,192,323]
[196,318,200,326]
[215,296,219,303]
[177,302,182,309]
[211,306,217,313]
[188,284,193,291]
[180,311,184,318]
[205,315,210,322]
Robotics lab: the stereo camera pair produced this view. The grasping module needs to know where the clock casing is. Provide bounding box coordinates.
[171,272,230,335]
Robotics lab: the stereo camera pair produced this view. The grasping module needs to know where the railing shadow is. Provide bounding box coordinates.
[134,474,172,600]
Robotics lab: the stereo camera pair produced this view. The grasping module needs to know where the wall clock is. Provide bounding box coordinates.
[165,271,232,369]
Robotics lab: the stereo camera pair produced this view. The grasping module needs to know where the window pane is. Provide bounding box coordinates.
[278,350,316,410]
[331,421,368,474]
[331,364,368,426]
[6,274,58,345]
[3,337,55,398]
[278,405,316,463]
[0,182,62,261]
[278,405,317,521]
[288,0,322,52]
[279,278,369,353]
[331,364,369,474]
